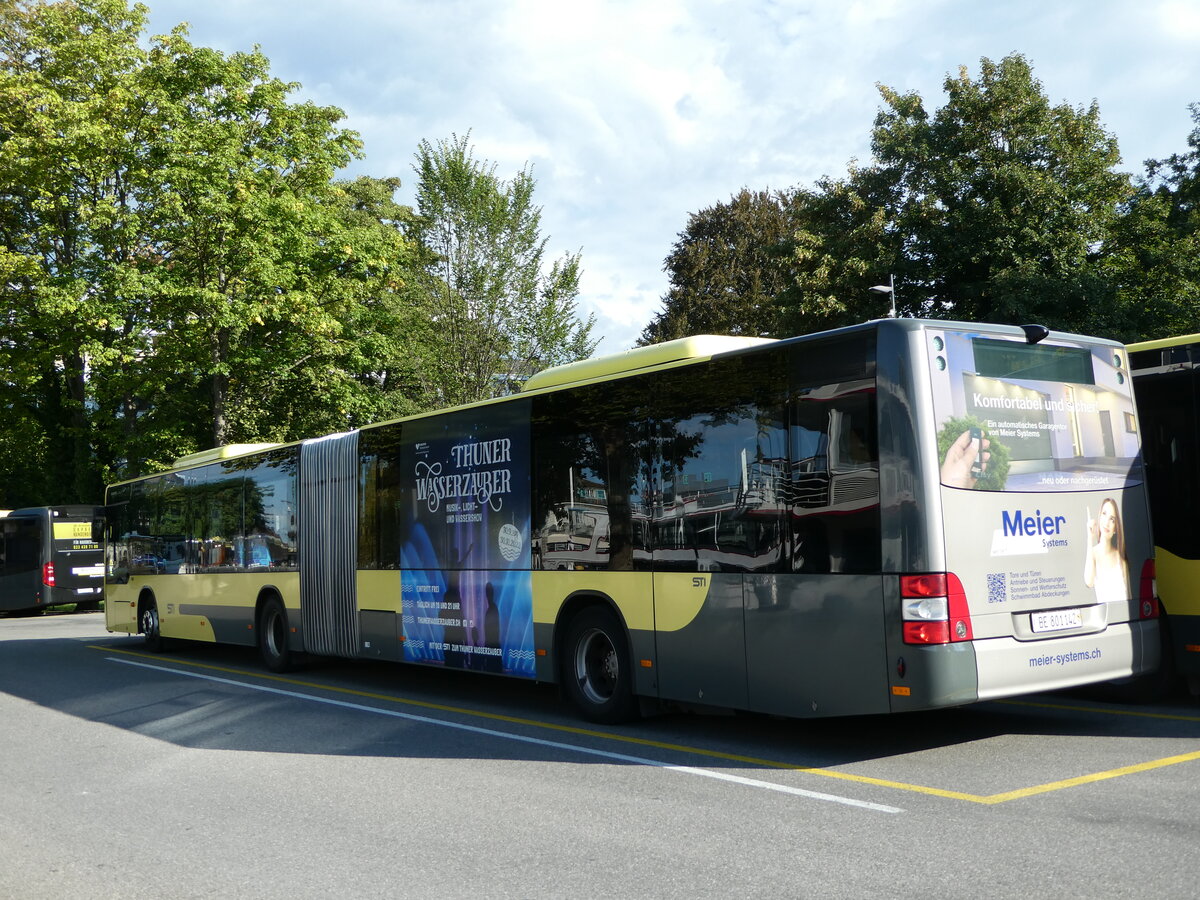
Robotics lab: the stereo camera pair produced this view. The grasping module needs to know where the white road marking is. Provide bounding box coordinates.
[108,656,903,814]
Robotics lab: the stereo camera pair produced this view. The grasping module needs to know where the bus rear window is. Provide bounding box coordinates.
[972,339,1095,385]
[930,329,1141,492]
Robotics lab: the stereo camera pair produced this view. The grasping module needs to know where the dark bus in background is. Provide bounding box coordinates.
[1128,333,1200,695]
[0,505,105,615]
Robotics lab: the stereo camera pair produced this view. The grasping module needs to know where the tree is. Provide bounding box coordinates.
[411,133,596,406]
[777,166,901,334]
[639,189,797,345]
[0,0,162,501]
[217,175,436,439]
[137,27,375,448]
[1105,103,1200,340]
[779,54,1137,337]
[0,0,430,501]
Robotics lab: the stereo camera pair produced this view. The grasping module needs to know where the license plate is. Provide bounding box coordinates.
[1031,608,1083,633]
[75,587,97,595]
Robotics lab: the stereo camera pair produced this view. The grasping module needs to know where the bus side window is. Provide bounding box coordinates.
[531,382,635,572]
[244,449,299,572]
[650,353,788,574]
[106,484,132,583]
[786,336,881,575]
[359,427,403,570]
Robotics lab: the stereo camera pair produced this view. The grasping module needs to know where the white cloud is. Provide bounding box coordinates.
[1155,0,1200,39]
[147,0,1200,353]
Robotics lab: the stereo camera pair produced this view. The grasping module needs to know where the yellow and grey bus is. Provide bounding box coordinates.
[104,319,1160,722]
[1128,333,1200,695]
[1,505,105,614]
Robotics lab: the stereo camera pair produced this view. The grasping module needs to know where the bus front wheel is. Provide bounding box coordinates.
[562,606,638,724]
[258,596,295,673]
[140,596,163,653]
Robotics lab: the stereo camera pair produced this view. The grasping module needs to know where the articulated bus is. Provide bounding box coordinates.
[105,319,1159,722]
[1128,333,1200,695]
[1,506,105,615]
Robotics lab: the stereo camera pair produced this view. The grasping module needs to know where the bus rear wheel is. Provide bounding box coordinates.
[563,606,638,724]
[258,596,295,673]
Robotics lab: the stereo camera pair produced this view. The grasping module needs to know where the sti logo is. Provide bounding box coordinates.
[1002,509,1066,537]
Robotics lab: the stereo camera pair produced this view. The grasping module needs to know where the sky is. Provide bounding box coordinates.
[143,0,1200,355]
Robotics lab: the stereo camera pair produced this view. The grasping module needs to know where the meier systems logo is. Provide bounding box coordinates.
[989,508,1071,556]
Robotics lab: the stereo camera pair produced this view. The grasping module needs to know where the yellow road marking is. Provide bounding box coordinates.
[93,643,1200,805]
[978,749,1200,803]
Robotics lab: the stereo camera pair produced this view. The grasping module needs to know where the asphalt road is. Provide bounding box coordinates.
[2,612,1198,899]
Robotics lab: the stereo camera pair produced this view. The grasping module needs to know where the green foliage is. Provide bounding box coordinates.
[0,0,453,500]
[936,415,1011,492]
[640,189,796,344]
[659,55,1174,344]
[780,54,1137,338]
[0,0,157,500]
[0,3,598,502]
[412,132,597,405]
[777,167,901,334]
[1105,104,1200,340]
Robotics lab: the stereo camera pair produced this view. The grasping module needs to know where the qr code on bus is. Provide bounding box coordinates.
[986,572,1006,605]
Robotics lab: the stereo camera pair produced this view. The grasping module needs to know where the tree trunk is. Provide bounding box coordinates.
[212,327,230,447]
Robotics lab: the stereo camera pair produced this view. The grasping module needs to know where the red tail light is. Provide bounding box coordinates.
[43,561,55,587]
[903,620,951,644]
[901,572,973,644]
[901,573,947,598]
[1139,559,1159,620]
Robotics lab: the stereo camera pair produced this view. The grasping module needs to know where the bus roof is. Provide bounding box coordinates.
[1127,333,1200,352]
[172,443,281,468]
[521,335,777,392]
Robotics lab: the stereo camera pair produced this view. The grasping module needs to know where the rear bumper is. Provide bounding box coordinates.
[974,619,1160,700]
[47,583,104,605]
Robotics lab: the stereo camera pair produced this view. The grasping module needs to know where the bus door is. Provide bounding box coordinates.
[648,363,758,712]
[743,381,889,718]
[0,516,43,612]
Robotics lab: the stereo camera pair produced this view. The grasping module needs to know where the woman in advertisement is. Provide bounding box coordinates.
[1084,497,1130,603]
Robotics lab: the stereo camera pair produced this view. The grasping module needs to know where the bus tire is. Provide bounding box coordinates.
[562,606,639,724]
[139,595,163,653]
[258,596,294,673]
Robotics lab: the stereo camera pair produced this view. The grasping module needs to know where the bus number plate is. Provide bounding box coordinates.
[1031,608,1083,633]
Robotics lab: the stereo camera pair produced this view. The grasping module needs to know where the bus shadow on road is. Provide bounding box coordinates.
[3,630,1198,773]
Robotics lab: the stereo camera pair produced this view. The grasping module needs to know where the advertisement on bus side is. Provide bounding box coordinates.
[398,405,536,678]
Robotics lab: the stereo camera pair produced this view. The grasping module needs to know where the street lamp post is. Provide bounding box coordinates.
[870,275,897,318]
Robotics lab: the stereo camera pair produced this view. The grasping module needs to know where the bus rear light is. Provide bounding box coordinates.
[902,572,972,644]
[903,596,948,621]
[903,620,950,644]
[42,562,55,587]
[901,573,947,598]
[1138,559,1158,619]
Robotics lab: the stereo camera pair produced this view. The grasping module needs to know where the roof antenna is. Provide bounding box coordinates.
[1021,324,1049,344]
